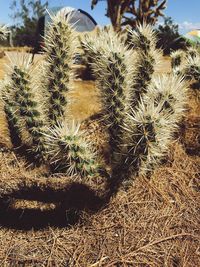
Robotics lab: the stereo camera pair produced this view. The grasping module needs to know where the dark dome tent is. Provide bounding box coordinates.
[34,6,97,53]
[46,6,97,32]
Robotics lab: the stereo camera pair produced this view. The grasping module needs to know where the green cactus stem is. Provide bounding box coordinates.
[128,24,162,106]
[45,122,101,177]
[81,29,134,166]
[2,91,22,148]
[44,12,77,125]
[3,54,48,162]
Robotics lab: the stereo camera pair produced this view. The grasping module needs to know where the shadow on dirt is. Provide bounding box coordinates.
[0,183,108,230]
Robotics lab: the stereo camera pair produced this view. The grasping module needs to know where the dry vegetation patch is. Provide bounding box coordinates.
[0,143,199,266]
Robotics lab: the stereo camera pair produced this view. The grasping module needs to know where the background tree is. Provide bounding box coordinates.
[10,0,48,47]
[156,17,190,55]
[91,0,167,31]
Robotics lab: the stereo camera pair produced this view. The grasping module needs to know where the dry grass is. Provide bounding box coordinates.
[0,52,199,266]
[0,143,199,266]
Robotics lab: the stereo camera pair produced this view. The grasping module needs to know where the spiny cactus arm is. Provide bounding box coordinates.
[131,51,159,106]
[170,50,185,70]
[128,24,162,106]
[82,29,134,166]
[186,46,199,59]
[0,80,22,147]
[44,122,103,178]
[0,24,9,40]
[123,100,178,176]
[5,53,48,161]
[145,74,188,121]
[128,23,157,53]
[43,11,77,125]
[182,55,200,89]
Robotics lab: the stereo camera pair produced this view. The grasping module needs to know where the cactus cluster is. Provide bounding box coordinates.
[1,14,188,193]
[171,46,200,90]
[82,23,187,187]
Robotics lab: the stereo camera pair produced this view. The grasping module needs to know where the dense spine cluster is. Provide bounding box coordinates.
[170,47,200,89]
[1,80,22,147]
[183,55,200,89]
[127,24,162,106]
[82,29,134,166]
[45,122,100,177]
[3,54,47,161]
[171,50,185,71]
[44,12,77,125]
[125,74,188,175]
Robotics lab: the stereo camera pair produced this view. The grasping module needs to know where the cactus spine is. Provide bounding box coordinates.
[82,28,134,166]
[128,24,162,106]
[1,80,22,147]
[44,12,77,125]
[125,74,188,175]
[4,54,47,161]
[171,50,185,71]
[45,122,100,177]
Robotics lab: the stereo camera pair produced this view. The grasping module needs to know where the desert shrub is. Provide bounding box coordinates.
[0,17,188,197]
[156,17,189,55]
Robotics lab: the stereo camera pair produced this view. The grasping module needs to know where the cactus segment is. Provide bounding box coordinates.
[44,121,100,177]
[128,23,157,53]
[145,74,188,120]
[43,12,77,125]
[123,101,177,175]
[128,24,162,106]
[4,53,47,161]
[171,50,185,71]
[81,29,134,165]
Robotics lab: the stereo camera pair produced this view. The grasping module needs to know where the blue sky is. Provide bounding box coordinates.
[0,0,199,33]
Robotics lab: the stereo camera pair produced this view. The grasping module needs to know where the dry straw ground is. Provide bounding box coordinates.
[0,52,199,266]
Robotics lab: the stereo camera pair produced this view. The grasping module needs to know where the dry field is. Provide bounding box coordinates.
[0,52,199,266]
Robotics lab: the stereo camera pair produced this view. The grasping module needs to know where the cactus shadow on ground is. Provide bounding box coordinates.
[0,182,108,230]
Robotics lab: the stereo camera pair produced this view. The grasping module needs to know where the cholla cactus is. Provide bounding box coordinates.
[171,50,185,71]
[44,12,77,125]
[183,55,200,89]
[45,121,100,177]
[145,74,188,120]
[0,24,9,40]
[127,24,162,106]
[171,47,200,85]
[187,46,199,59]
[0,16,188,194]
[82,28,134,166]
[1,78,22,147]
[82,24,187,186]
[117,74,188,178]
[124,101,177,175]
[128,23,157,53]
[3,53,47,161]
